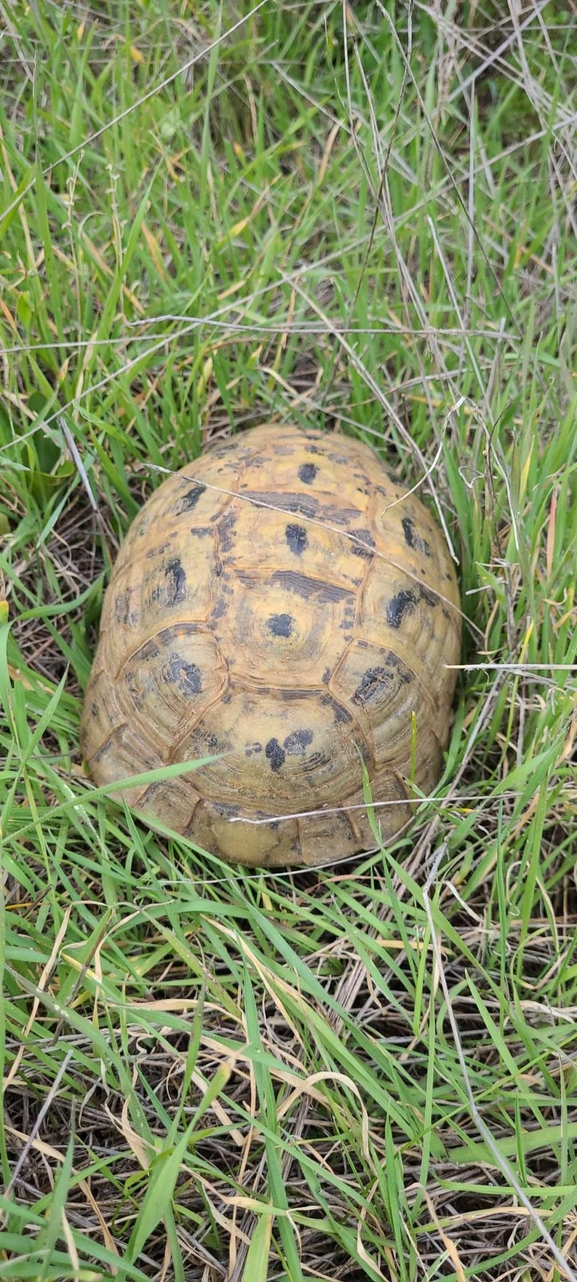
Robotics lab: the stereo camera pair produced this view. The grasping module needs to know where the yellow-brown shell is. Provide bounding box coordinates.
[81,424,461,866]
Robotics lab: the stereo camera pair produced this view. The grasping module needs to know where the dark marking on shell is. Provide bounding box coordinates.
[402,516,431,557]
[125,606,138,628]
[167,653,202,695]
[352,528,375,548]
[210,596,227,623]
[137,638,160,662]
[176,483,206,513]
[115,590,132,625]
[190,526,212,538]
[285,523,308,556]
[208,444,235,459]
[213,801,240,818]
[218,511,237,553]
[265,738,286,772]
[386,589,417,629]
[340,604,356,629]
[139,781,166,804]
[245,741,262,757]
[241,491,361,524]
[353,666,393,706]
[321,693,353,724]
[165,558,187,605]
[267,613,293,638]
[241,489,319,518]
[271,571,353,604]
[298,462,318,485]
[420,584,439,608]
[284,729,314,755]
[350,529,376,559]
[321,669,331,684]
[146,542,171,559]
[387,652,413,683]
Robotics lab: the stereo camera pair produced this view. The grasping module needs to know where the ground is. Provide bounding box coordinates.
[1,2,577,1280]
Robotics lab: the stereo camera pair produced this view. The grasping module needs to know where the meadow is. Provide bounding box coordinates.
[1,2,577,1279]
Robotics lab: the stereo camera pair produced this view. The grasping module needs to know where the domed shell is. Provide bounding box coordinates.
[81,424,461,866]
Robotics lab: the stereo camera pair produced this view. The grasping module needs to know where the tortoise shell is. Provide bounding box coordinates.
[81,424,461,866]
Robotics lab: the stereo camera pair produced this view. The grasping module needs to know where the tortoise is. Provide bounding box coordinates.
[81,424,461,866]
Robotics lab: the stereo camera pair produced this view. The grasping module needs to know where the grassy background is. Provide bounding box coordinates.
[1,1,577,1278]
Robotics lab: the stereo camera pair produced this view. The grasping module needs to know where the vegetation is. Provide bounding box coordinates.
[0,2,576,1278]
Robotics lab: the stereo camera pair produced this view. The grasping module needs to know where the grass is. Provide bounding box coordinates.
[1,0,577,1277]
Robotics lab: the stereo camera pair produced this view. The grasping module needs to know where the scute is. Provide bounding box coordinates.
[138,527,220,630]
[136,776,201,834]
[330,639,426,758]
[81,661,125,758]
[85,722,163,807]
[190,800,300,867]
[174,685,371,809]
[359,562,458,708]
[117,624,227,751]
[296,808,360,866]
[214,573,354,688]
[81,423,461,865]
